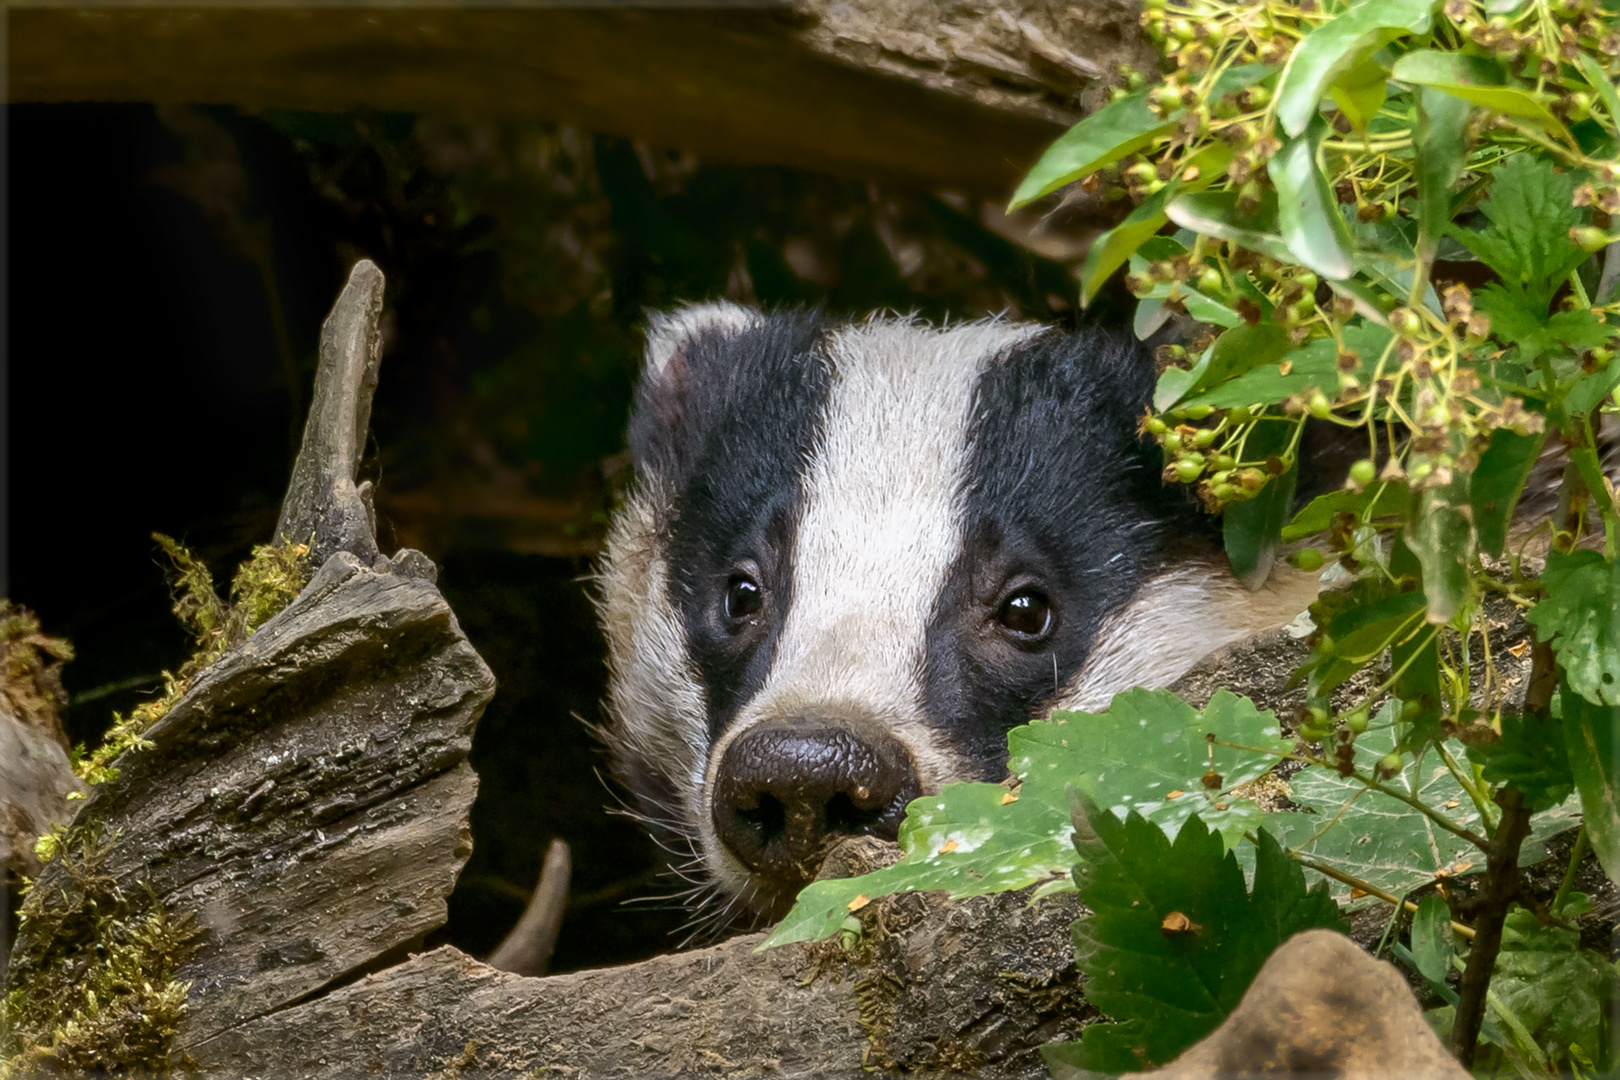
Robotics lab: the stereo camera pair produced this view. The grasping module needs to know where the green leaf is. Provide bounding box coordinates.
[1476,288,1614,365]
[1009,67,1273,209]
[1224,422,1298,589]
[1391,51,1565,130]
[1165,190,1296,264]
[1527,549,1620,706]
[761,689,1291,947]
[1273,116,1356,279]
[1414,87,1471,263]
[1305,589,1428,698]
[1443,154,1587,311]
[1275,0,1437,136]
[1471,429,1548,558]
[1182,321,1390,411]
[1410,893,1453,986]
[1008,92,1170,209]
[1468,709,1574,812]
[1578,53,1620,136]
[1483,904,1619,1074]
[1330,55,1391,132]
[1159,322,1294,411]
[1015,689,1293,851]
[1408,473,1474,624]
[1565,340,1620,415]
[1562,685,1620,883]
[1283,482,1411,542]
[1269,723,1581,901]
[1078,145,1234,307]
[1067,795,1344,1072]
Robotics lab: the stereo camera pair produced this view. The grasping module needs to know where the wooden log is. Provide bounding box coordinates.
[7,2,1152,196]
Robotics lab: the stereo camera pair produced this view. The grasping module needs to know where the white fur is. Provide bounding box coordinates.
[1056,561,1322,712]
[643,301,762,376]
[696,316,1044,893]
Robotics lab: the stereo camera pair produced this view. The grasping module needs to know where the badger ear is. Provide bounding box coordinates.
[631,301,764,484]
[643,301,763,378]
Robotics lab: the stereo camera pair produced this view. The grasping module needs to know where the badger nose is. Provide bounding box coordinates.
[712,718,920,885]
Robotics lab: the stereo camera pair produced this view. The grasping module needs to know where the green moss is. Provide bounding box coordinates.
[0,601,74,746]
[1,828,201,1077]
[73,535,311,787]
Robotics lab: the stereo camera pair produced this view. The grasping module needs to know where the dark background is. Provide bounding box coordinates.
[6,101,1103,971]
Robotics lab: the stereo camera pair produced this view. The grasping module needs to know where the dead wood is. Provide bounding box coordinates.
[9,2,1151,197]
[4,262,1469,1078]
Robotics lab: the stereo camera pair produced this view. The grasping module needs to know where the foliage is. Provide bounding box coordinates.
[760,690,1290,949]
[0,600,74,743]
[776,0,1620,1073]
[1042,794,1343,1076]
[69,534,310,789]
[1,828,201,1077]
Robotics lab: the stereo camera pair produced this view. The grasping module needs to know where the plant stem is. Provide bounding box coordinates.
[1450,785,1533,1068]
[1286,850,1476,940]
[1551,825,1588,916]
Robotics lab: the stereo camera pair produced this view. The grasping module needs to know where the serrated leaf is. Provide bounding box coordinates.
[1268,724,1579,900]
[1304,589,1428,697]
[1273,116,1356,279]
[1562,685,1620,883]
[1443,155,1586,311]
[1283,481,1411,542]
[1391,51,1564,130]
[1224,421,1298,589]
[1468,709,1574,812]
[1472,429,1548,558]
[762,689,1291,947]
[1414,87,1471,263]
[1410,893,1453,986]
[1276,0,1437,137]
[1067,794,1344,1072]
[1527,549,1620,705]
[1483,905,1620,1074]
[1013,689,1292,850]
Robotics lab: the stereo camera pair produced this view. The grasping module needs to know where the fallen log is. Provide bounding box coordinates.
[5,262,1475,1079]
[8,2,1152,197]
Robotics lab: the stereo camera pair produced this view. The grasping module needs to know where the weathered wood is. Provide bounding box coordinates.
[7,2,1151,196]
[188,886,1085,1079]
[275,260,385,569]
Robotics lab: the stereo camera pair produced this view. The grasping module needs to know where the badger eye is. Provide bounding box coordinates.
[998,589,1053,641]
[724,574,763,621]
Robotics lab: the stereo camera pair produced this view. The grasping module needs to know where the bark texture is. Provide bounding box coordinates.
[9,2,1151,196]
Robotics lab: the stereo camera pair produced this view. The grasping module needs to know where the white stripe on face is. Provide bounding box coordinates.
[706,317,1044,795]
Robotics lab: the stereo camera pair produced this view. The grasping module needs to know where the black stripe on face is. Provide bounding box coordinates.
[922,324,1215,774]
[628,310,832,743]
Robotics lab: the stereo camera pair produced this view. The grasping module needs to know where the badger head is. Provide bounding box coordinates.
[597,302,1315,927]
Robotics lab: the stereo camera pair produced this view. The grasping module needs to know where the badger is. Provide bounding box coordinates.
[597,302,1318,929]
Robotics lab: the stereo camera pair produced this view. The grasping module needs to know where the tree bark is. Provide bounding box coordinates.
[9,2,1152,197]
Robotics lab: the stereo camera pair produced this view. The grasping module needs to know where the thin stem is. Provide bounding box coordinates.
[1435,739,1496,835]
[1551,825,1589,916]
[1285,849,1476,940]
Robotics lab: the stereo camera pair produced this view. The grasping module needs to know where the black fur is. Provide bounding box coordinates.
[921,324,1216,772]
[629,309,832,740]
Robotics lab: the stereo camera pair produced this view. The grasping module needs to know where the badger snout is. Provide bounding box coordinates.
[711,718,920,899]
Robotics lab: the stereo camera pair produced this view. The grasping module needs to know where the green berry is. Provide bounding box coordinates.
[1193,428,1217,449]
[1573,226,1613,254]
[1163,431,1184,453]
[1145,416,1168,435]
[1377,752,1404,779]
[1183,404,1214,420]
[1349,459,1377,488]
[1197,266,1225,295]
[1174,458,1206,484]
[1307,390,1333,419]
[1346,708,1370,735]
[1290,548,1325,572]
